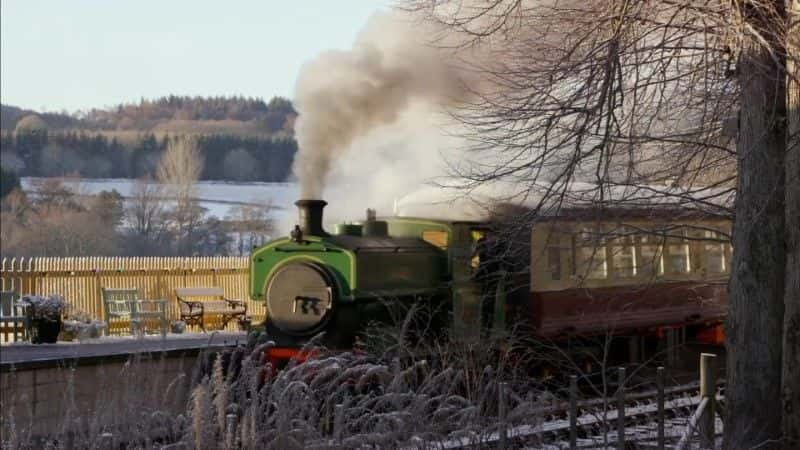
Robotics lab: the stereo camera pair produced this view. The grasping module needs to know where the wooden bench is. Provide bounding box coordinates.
[102,288,137,335]
[0,290,29,342]
[175,287,247,332]
[102,288,167,336]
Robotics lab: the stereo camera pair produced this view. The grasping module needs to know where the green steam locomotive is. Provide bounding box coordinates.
[250,199,494,350]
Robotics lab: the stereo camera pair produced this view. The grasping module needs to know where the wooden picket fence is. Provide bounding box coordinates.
[0,257,264,342]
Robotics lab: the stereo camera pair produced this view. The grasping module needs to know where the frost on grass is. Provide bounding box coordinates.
[199,339,554,449]
[4,307,695,450]
[1,353,191,449]
[1,333,565,449]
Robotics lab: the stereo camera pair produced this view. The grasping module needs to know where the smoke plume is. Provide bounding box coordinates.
[292,12,469,199]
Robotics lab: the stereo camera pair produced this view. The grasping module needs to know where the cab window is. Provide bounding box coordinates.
[470,229,485,269]
[422,230,449,249]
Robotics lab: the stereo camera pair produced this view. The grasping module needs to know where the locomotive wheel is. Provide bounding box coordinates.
[265,262,335,337]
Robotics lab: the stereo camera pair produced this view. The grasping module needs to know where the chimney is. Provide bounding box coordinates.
[295,199,329,237]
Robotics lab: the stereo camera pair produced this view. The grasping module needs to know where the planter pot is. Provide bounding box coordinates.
[88,323,106,339]
[32,319,62,344]
[170,320,186,334]
[238,316,252,332]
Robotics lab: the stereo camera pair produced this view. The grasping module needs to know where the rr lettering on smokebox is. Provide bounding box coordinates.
[294,296,323,315]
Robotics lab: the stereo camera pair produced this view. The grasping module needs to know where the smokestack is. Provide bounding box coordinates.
[295,199,329,237]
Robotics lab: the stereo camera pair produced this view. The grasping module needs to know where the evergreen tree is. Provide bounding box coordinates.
[0,167,20,198]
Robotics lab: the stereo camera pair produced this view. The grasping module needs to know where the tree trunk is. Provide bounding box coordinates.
[783,1,800,447]
[726,1,787,448]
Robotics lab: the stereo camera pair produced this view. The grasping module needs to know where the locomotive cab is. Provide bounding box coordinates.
[384,218,503,341]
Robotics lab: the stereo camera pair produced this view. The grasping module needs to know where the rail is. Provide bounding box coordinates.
[0,256,263,342]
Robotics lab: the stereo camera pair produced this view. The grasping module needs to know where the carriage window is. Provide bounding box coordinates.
[660,226,690,274]
[547,247,562,280]
[611,230,637,278]
[579,246,607,279]
[639,234,664,276]
[640,244,664,276]
[667,242,691,274]
[422,230,449,250]
[703,230,728,273]
[577,227,607,279]
[611,245,637,278]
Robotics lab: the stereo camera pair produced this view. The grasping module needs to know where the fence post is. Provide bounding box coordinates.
[666,328,677,366]
[569,375,577,450]
[628,336,639,363]
[334,404,344,443]
[617,367,626,450]
[94,266,102,325]
[225,413,238,450]
[98,432,114,448]
[498,381,508,450]
[699,353,717,449]
[657,366,665,450]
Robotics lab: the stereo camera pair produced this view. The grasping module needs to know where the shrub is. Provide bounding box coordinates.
[20,294,66,321]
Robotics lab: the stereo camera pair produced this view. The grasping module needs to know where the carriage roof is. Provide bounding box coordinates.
[393,182,733,222]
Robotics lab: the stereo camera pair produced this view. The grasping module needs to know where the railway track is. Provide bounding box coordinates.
[436,381,724,449]
[301,379,724,449]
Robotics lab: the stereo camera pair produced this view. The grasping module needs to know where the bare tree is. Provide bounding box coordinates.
[0,182,118,257]
[156,137,205,255]
[156,136,204,201]
[725,1,789,447]
[169,201,207,256]
[125,177,166,245]
[783,0,800,444]
[226,202,274,255]
[405,0,798,446]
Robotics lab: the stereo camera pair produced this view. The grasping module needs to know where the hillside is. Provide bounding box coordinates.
[1,104,85,131]
[0,96,298,182]
[1,95,296,135]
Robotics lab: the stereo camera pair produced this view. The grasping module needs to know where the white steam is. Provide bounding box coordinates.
[291,12,471,205]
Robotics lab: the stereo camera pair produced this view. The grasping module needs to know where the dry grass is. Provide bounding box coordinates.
[0,353,192,449]
[0,321,702,449]
[0,337,553,449]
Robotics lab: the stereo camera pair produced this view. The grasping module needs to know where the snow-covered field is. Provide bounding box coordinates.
[21,177,300,222]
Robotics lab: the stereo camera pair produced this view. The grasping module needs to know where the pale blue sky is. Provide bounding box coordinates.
[1,1,391,112]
